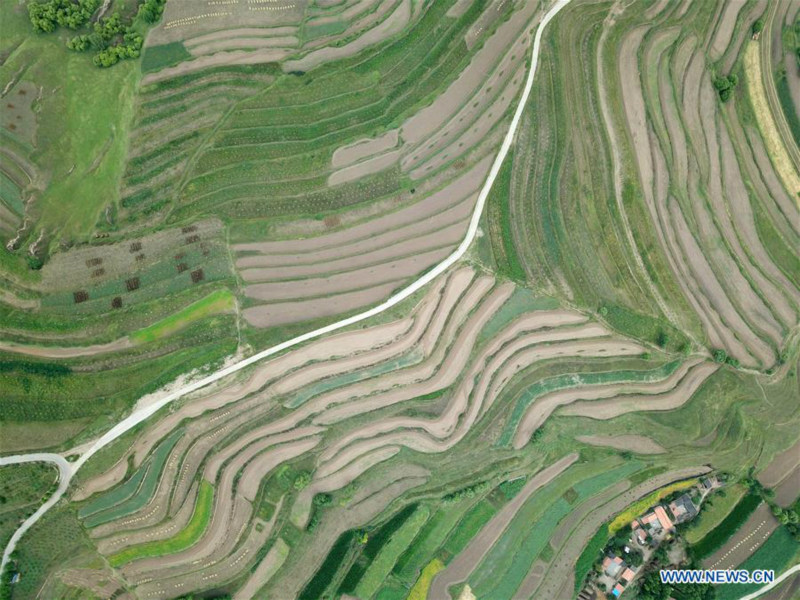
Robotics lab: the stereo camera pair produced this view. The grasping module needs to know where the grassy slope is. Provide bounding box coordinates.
[131,288,235,343]
[0,4,139,243]
[0,463,57,550]
[685,484,748,544]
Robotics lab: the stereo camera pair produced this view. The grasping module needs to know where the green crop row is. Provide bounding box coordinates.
[81,429,183,527]
[108,479,214,566]
[690,492,762,560]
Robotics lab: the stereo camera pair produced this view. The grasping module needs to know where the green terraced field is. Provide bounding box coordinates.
[108,479,214,567]
[2,0,799,599]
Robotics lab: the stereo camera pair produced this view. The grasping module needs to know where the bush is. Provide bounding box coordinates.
[313,493,332,506]
[137,0,167,23]
[293,471,311,490]
[712,74,738,102]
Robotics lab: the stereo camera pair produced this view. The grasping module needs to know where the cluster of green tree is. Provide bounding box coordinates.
[28,0,100,33]
[313,493,333,506]
[28,0,168,68]
[711,348,740,367]
[306,493,334,532]
[601,528,645,567]
[637,543,714,600]
[442,481,491,504]
[66,13,144,67]
[137,0,166,23]
[712,74,739,102]
[0,552,19,600]
[638,567,715,600]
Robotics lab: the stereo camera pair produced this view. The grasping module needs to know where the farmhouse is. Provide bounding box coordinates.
[638,505,674,534]
[668,494,698,523]
[631,522,649,545]
[620,568,635,585]
[602,555,625,578]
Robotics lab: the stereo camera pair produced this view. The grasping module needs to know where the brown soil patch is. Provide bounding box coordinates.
[239,222,464,282]
[243,247,449,300]
[243,280,400,327]
[561,361,718,421]
[758,437,800,488]
[709,1,743,60]
[332,130,399,169]
[0,336,131,358]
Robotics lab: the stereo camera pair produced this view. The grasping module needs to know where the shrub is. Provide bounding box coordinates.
[712,74,738,102]
[313,493,333,506]
[293,472,311,490]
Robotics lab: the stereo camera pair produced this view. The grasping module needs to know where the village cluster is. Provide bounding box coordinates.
[596,476,720,598]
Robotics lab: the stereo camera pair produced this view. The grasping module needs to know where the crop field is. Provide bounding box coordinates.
[1,0,799,599]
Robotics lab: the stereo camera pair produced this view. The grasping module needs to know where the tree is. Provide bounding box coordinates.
[712,74,738,102]
[313,493,332,506]
[293,471,311,490]
[639,570,670,600]
[138,0,167,23]
[752,19,764,35]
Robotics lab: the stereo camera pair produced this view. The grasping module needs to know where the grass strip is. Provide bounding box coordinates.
[108,479,214,567]
[131,288,234,344]
[442,500,496,557]
[407,559,445,600]
[685,484,747,544]
[354,506,431,599]
[141,41,192,74]
[82,430,183,527]
[574,524,610,593]
[690,492,762,560]
[299,530,357,600]
[394,499,477,584]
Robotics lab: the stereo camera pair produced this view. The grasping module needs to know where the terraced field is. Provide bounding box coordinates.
[1,0,799,599]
